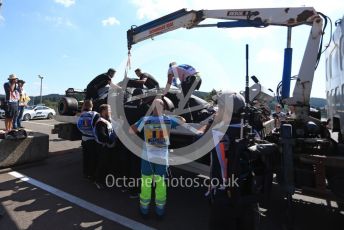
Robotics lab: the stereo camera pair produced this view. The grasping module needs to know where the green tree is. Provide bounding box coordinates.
[205,89,217,102]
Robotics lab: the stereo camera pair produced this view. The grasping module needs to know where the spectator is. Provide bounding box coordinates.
[14,79,30,129]
[272,104,286,128]
[3,74,19,132]
[287,105,296,119]
[77,100,100,181]
[130,98,185,217]
[93,104,117,189]
[134,68,160,89]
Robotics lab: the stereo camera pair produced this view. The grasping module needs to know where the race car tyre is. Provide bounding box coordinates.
[58,97,78,116]
[139,95,175,112]
[162,96,174,112]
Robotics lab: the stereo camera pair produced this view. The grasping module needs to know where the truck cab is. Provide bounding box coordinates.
[326,15,344,142]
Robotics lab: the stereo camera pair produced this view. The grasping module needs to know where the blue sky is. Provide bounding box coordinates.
[0,0,343,98]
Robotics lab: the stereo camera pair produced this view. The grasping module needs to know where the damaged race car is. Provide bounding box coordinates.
[54,77,216,150]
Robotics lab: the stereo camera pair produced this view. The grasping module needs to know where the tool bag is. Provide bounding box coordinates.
[5,129,28,140]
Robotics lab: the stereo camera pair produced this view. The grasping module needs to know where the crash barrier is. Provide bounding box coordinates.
[52,122,82,141]
[0,132,49,168]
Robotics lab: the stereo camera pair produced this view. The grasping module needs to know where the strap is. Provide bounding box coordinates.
[124,50,131,79]
[136,117,146,132]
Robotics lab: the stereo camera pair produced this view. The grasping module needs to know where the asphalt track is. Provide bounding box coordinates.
[0,119,343,229]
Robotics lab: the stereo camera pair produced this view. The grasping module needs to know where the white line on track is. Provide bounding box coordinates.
[9,171,155,230]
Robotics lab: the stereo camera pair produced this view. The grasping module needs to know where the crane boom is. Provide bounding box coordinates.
[127,7,324,119]
[127,7,319,49]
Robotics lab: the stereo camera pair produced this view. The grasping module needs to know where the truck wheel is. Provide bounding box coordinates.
[58,97,78,116]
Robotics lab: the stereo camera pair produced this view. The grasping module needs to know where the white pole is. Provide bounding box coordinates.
[38,75,44,104]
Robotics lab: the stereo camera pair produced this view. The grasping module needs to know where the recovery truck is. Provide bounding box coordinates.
[324,14,344,201]
[326,15,344,143]
[53,7,344,203]
[126,7,344,202]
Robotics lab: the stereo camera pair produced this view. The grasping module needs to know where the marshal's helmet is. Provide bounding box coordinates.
[214,90,245,118]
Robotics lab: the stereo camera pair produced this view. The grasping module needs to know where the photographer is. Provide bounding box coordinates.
[3,74,19,132]
[202,91,258,229]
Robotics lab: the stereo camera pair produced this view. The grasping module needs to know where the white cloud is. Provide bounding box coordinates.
[101,17,120,26]
[256,48,283,64]
[54,0,75,8]
[45,16,75,28]
[131,0,190,20]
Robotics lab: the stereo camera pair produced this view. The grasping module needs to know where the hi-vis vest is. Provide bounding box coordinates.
[137,116,176,162]
[138,116,173,147]
[93,117,116,148]
[77,111,98,141]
